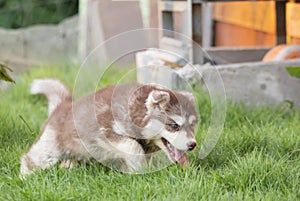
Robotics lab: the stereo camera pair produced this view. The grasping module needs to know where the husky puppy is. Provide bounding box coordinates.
[20,79,198,176]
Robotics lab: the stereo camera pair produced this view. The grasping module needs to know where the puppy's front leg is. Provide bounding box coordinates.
[95,136,147,173]
[120,139,147,173]
[20,126,62,177]
[60,159,77,169]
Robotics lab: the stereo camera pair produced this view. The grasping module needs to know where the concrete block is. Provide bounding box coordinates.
[136,49,300,108]
[160,37,188,65]
[205,47,270,64]
[136,50,174,89]
[180,59,300,107]
[214,59,300,107]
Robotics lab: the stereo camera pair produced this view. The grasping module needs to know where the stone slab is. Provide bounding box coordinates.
[136,49,300,108]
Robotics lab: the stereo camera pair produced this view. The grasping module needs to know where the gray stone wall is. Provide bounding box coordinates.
[0,15,78,71]
[197,59,300,107]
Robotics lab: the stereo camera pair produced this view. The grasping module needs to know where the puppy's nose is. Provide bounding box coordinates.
[187,141,197,151]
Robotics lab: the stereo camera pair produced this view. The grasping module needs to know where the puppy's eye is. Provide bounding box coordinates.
[168,123,180,131]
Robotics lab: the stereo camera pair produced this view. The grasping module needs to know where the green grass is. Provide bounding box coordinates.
[0,64,299,201]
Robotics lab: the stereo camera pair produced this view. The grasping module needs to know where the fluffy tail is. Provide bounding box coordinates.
[30,79,72,116]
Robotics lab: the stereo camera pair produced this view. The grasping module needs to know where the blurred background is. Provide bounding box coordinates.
[0,0,299,68]
[0,0,78,29]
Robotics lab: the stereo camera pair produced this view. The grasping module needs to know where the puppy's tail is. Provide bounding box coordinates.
[30,79,72,116]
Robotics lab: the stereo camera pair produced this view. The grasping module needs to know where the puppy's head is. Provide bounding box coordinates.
[142,87,198,167]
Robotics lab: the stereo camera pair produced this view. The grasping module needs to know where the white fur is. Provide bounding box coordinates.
[170,115,186,126]
[20,126,61,176]
[145,90,170,111]
[116,139,146,173]
[189,115,196,125]
[112,120,127,136]
[93,136,146,173]
[141,119,164,139]
[142,115,195,151]
[160,129,195,151]
[30,79,71,116]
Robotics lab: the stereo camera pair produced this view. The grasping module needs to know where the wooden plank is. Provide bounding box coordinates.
[291,37,300,45]
[213,1,275,34]
[286,2,300,39]
[214,22,275,47]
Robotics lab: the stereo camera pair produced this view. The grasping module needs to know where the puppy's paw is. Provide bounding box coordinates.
[60,159,77,169]
[19,154,34,178]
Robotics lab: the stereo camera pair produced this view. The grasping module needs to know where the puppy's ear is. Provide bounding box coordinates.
[178,91,195,104]
[146,90,170,110]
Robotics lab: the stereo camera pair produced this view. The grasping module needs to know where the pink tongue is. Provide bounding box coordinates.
[174,149,190,168]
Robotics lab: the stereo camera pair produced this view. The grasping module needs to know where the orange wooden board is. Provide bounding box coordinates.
[286,2,300,39]
[291,37,300,45]
[213,2,275,34]
[214,22,275,47]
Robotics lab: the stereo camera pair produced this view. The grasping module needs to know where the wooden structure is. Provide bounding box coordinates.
[78,0,144,63]
[286,2,300,44]
[158,0,211,64]
[137,0,300,114]
[77,0,300,64]
[213,1,300,46]
[157,0,300,63]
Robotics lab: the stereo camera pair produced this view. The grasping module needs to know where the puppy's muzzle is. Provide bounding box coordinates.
[187,141,197,151]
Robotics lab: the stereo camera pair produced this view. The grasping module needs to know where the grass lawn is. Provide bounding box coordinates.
[0,64,299,201]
